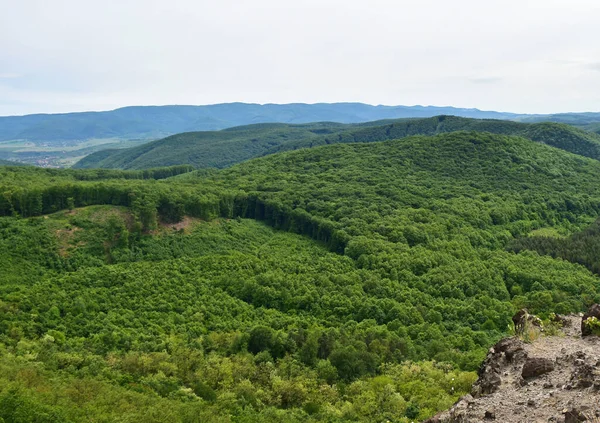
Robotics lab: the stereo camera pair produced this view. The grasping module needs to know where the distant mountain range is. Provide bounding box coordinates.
[0,103,543,143]
[3,103,600,168]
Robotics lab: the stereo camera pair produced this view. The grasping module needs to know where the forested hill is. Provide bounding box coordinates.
[73,122,353,169]
[270,116,600,158]
[517,111,600,126]
[74,115,600,170]
[0,103,519,143]
[2,131,600,422]
[586,122,600,135]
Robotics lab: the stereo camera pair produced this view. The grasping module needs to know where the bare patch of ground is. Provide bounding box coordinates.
[157,216,203,234]
[55,226,83,256]
[426,315,600,423]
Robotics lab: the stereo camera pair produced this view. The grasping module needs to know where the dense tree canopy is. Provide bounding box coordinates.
[74,115,600,170]
[1,131,600,421]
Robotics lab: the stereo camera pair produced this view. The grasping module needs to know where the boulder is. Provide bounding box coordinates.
[494,337,526,363]
[563,407,588,423]
[471,338,527,397]
[475,371,502,396]
[512,309,528,332]
[582,304,600,337]
[522,357,555,378]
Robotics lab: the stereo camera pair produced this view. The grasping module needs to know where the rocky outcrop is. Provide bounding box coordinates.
[581,304,600,337]
[521,357,554,378]
[471,338,525,398]
[423,314,600,423]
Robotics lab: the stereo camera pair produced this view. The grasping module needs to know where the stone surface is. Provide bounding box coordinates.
[422,314,600,423]
[563,407,587,423]
[522,357,555,378]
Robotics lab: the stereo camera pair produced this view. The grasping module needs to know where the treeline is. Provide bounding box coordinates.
[0,164,193,181]
[70,164,194,180]
[509,218,600,275]
[0,180,348,252]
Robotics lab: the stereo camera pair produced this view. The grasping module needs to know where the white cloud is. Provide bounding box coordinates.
[468,77,503,84]
[587,63,600,72]
[0,0,599,115]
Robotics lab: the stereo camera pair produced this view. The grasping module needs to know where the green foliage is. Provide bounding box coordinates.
[509,217,600,275]
[74,123,352,170]
[2,131,600,421]
[584,317,600,336]
[0,388,70,423]
[76,115,600,171]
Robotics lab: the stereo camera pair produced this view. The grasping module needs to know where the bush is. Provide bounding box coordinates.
[584,316,600,336]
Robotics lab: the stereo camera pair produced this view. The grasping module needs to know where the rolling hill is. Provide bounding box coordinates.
[73,122,352,169]
[74,115,600,170]
[4,104,600,168]
[517,112,600,125]
[584,122,600,135]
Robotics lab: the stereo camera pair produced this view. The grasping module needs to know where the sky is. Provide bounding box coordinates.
[1,0,600,116]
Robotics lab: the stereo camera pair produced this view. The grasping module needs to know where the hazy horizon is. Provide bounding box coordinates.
[1,101,600,119]
[0,101,560,119]
[2,0,599,115]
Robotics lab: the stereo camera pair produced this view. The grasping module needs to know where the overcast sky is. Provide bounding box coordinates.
[1,0,599,116]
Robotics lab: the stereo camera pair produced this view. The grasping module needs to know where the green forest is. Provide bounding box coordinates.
[73,115,600,171]
[1,129,600,422]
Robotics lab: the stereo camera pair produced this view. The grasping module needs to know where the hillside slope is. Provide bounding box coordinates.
[73,122,350,169]
[518,111,600,126]
[75,115,600,170]
[585,122,600,135]
[272,117,600,159]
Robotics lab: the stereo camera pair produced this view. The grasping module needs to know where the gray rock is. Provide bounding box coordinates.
[571,361,597,388]
[563,407,588,423]
[522,357,555,378]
